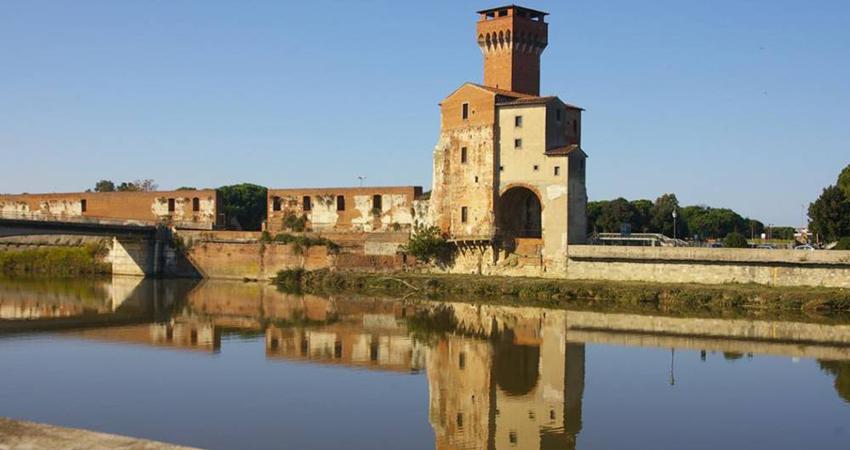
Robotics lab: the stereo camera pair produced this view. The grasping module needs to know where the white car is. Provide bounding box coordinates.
[794,244,816,251]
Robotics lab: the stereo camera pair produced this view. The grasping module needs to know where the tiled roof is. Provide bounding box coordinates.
[469,83,536,99]
[497,96,584,110]
[545,144,581,156]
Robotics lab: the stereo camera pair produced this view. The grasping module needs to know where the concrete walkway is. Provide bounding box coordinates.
[0,417,199,450]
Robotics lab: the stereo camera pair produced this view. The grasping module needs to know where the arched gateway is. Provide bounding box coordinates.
[499,186,542,239]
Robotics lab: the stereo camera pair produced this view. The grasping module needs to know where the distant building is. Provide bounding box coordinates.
[430,5,588,272]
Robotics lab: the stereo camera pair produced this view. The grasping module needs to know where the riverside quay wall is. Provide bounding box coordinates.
[563,246,850,288]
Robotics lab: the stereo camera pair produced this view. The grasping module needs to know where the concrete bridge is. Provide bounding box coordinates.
[0,217,194,277]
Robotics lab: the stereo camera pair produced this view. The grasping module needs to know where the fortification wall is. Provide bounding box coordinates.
[0,190,220,230]
[266,186,422,234]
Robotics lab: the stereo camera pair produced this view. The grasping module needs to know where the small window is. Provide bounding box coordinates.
[509,431,518,445]
[573,119,578,134]
[556,108,562,122]
[80,199,87,213]
[474,176,479,183]
[514,138,522,149]
[533,165,539,171]
[336,195,345,211]
[459,352,466,369]
[461,147,468,164]
[515,115,523,127]
[499,165,504,172]
[168,198,175,212]
[272,196,281,211]
[456,413,464,428]
[372,194,382,211]
[462,103,469,120]
[461,206,468,223]
[303,196,312,211]
[554,166,560,176]
[192,197,200,212]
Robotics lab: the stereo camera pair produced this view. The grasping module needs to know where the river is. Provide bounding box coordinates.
[1,276,848,449]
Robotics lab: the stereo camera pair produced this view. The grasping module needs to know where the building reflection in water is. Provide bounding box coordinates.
[6,278,850,449]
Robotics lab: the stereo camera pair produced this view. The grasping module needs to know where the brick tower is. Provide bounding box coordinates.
[477,5,548,96]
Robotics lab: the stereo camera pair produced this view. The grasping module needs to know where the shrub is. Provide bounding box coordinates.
[401,225,455,265]
[834,237,850,250]
[282,213,307,232]
[723,232,749,249]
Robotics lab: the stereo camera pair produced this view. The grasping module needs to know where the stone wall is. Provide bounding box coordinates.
[266,186,422,234]
[566,245,850,288]
[0,190,221,230]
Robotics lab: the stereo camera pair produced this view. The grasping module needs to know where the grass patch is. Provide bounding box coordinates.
[0,244,110,277]
[273,269,850,323]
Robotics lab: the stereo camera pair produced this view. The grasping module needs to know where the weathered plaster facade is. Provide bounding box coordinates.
[266,186,423,234]
[430,5,588,273]
[0,190,221,230]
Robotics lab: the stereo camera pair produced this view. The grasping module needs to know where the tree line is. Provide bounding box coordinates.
[587,193,795,241]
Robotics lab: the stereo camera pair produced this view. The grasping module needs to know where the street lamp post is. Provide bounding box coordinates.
[672,210,678,241]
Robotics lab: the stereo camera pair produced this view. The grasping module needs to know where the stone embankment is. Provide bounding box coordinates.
[0,417,198,450]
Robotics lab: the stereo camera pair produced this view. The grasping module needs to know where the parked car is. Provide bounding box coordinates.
[756,244,776,250]
[794,244,816,251]
[709,242,724,248]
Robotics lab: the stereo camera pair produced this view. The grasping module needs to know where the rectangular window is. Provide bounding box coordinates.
[168,198,175,212]
[272,196,281,211]
[192,197,200,212]
[80,199,87,213]
[514,138,522,149]
[533,165,539,171]
[556,108,562,122]
[462,103,469,120]
[303,196,312,211]
[336,195,345,211]
[372,194,382,211]
[461,146,468,164]
[554,166,560,176]
[461,206,468,223]
[515,115,523,127]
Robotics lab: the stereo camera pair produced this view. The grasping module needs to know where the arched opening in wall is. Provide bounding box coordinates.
[192,197,200,212]
[499,186,542,239]
[493,336,540,396]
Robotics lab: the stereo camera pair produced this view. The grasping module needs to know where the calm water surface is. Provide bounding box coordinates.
[1,277,849,450]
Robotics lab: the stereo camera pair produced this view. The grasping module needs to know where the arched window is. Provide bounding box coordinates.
[192,197,200,212]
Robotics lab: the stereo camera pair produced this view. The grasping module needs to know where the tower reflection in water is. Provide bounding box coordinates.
[8,278,850,450]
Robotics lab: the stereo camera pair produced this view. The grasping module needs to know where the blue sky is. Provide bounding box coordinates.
[1,1,848,225]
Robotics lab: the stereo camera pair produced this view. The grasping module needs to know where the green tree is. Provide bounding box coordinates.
[650,193,685,237]
[177,186,197,191]
[597,198,636,233]
[401,225,455,265]
[115,179,157,192]
[808,185,850,242]
[94,180,115,192]
[723,231,749,248]
[631,199,653,232]
[838,164,850,198]
[217,183,268,231]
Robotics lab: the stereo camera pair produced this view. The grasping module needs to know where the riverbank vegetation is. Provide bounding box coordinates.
[274,269,850,320]
[0,244,110,276]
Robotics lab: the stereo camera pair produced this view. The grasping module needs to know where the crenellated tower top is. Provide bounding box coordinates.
[476,5,548,96]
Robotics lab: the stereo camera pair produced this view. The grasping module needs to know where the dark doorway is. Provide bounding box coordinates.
[499,187,542,238]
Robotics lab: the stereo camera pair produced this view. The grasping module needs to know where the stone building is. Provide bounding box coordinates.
[266,186,426,234]
[0,190,222,230]
[430,5,588,273]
